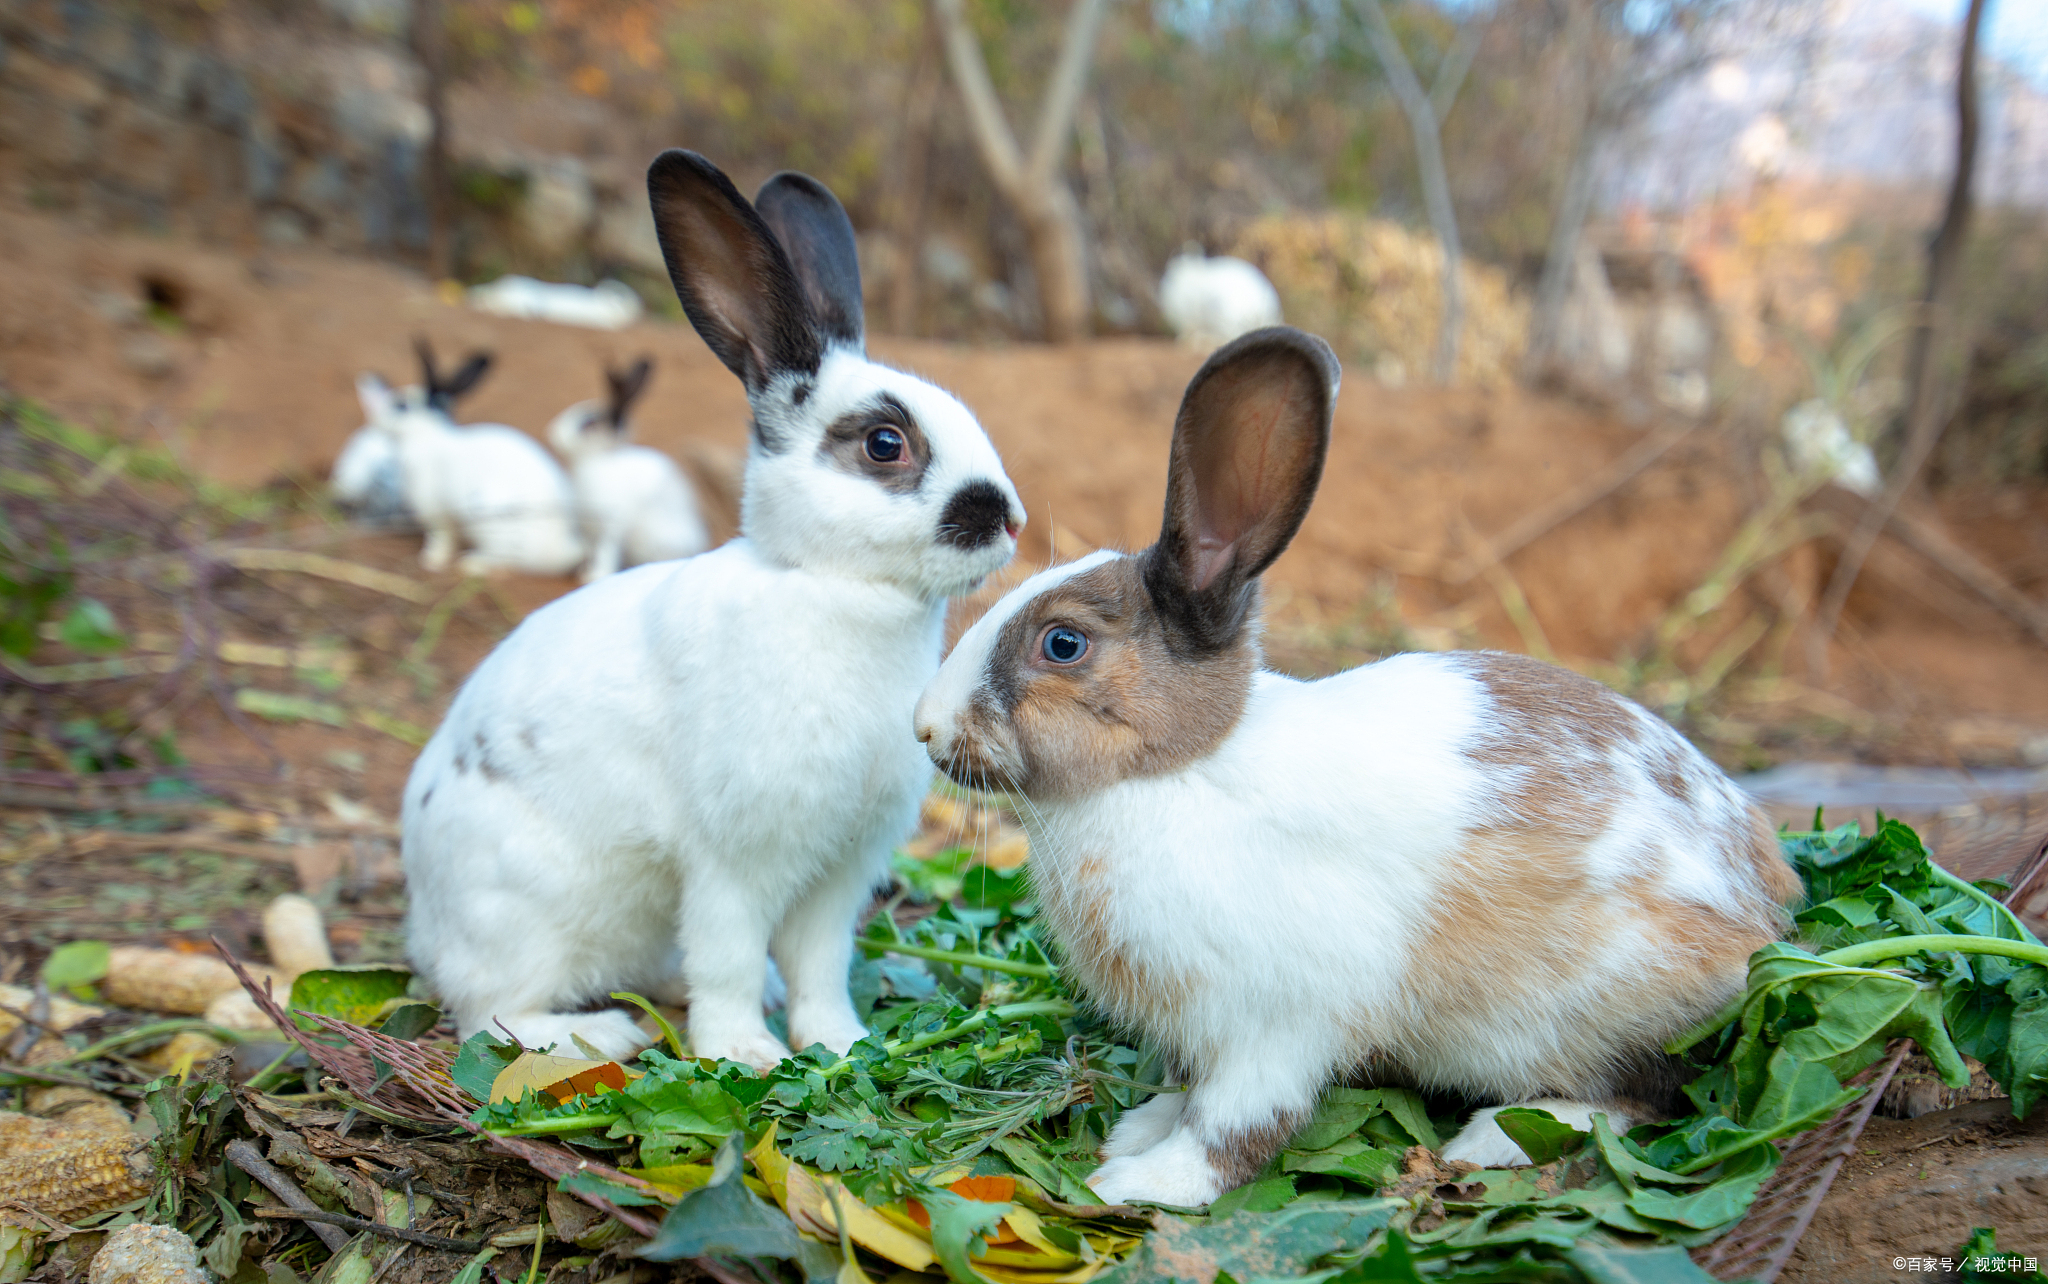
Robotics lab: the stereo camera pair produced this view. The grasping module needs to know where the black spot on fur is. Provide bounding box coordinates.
[937,480,1010,550]
[472,731,511,784]
[519,723,541,752]
[792,381,813,407]
[451,749,470,775]
[419,785,434,809]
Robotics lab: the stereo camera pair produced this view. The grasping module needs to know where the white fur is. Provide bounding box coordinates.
[547,398,712,581]
[468,276,644,330]
[357,374,584,577]
[1441,1102,1632,1168]
[332,421,410,526]
[1160,251,1283,350]
[404,349,1022,1064]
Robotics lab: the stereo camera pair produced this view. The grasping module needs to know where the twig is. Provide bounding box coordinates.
[1450,422,1696,584]
[225,1138,353,1253]
[252,1207,486,1253]
[222,549,435,604]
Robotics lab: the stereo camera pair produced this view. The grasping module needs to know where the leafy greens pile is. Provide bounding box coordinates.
[439,823,2046,1284]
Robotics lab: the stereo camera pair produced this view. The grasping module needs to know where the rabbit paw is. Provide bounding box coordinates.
[787,1011,869,1056]
[1442,1102,1622,1169]
[1100,1092,1187,1159]
[694,1028,794,1073]
[495,1010,650,1062]
[1085,1131,1225,1208]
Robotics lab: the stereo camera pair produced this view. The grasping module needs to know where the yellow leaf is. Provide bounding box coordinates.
[487,1052,627,1105]
[786,1166,938,1272]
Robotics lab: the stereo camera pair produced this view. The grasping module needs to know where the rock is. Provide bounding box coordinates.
[87,1225,206,1284]
[118,333,178,380]
[593,195,665,274]
[520,158,594,258]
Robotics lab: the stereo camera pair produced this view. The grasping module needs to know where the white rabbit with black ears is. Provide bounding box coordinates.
[546,357,712,581]
[366,340,585,577]
[402,151,1026,1067]
[913,327,1800,1207]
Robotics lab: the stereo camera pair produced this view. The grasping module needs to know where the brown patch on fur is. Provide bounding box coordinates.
[1386,651,1789,1098]
[1735,805,1804,908]
[1032,851,1189,1034]
[1200,1111,1307,1193]
[816,393,929,493]
[982,557,1255,798]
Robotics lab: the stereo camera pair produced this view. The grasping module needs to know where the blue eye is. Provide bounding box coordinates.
[1041,626,1088,664]
[866,426,905,462]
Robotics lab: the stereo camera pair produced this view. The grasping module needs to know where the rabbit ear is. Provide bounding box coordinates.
[605,357,654,427]
[413,336,443,399]
[1141,327,1339,653]
[356,372,396,423]
[753,171,864,353]
[646,149,823,394]
[441,351,494,403]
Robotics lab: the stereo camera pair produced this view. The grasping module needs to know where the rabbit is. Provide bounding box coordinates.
[400,150,1026,1069]
[911,327,1802,1208]
[546,357,713,581]
[365,339,585,577]
[1159,246,1283,350]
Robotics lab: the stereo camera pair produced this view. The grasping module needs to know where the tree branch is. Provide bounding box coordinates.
[1026,0,1113,183]
[1357,0,1463,383]
[932,0,1026,195]
[1429,22,1481,124]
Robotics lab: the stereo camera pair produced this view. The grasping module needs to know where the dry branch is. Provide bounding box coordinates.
[1449,421,1697,583]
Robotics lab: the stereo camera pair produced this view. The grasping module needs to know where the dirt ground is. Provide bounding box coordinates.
[1784,1096,2048,1282]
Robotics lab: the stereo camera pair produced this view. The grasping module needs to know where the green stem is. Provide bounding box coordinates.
[827,1000,1075,1077]
[1818,934,2048,971]
[486,1111,623,1137]
[52,1020,250,1066]
[856,939,1056,979]
[1666,933,2048,1056]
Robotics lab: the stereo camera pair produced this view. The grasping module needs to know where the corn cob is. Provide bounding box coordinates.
[0,1106,154,1225]
[86,1224,205,1284]
[98,948,242,1015]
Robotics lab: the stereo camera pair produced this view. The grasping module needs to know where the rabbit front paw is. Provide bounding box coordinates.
[1085,1131,1226,1208]
[787,1011,870,1057]
[693,1027,794,1073]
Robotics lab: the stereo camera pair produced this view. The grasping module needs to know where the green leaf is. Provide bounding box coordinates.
[616,1073,745,1140]
[289,967,412,1026]
[446,1247,499,1284]
[1209,1175,1297,1218]
[58,598,125,654]
[41,939,110,998]
[637,1135,801,1262]
[1493,1108,1590,1165]
[919,1189,1011,1284]
[1564,1238,1726,1283]
[1291,1088,1385,1152]
[1280,1145,1402,1186]
[1373,1088,1440,1150]
[1108,1200,1401,1282]
[450,1029,521,1101]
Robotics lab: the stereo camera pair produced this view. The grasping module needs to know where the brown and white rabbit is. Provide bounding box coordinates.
[912,327,1799,1207]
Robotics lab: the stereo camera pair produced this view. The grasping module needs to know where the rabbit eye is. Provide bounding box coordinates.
[865,427,905,463]
[1041,626,1088,665]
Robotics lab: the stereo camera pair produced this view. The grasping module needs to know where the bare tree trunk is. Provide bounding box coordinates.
[1357,0,1464,384]
[890,15,945,336]
[413,0,451,280]
[931,0,1110,343]
[1806,0,1987,678]
[1523,0,1599,379]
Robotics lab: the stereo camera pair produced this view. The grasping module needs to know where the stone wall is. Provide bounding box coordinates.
[0,0,667,287]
